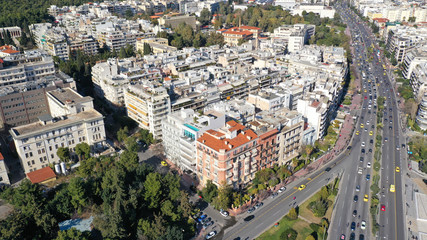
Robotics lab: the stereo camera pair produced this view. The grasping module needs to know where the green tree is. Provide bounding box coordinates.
[287,207,298,220]
[68,177,88,214]
[200,180,218,202]
[57,147,71,162]
[55,228,90,240]
[143,42,152,55]
[117,126,129,143]
[119,150,139,172]
[125,9,134,19]
[124,136,139,152]
[305,235,316,240]
[199,8,212,26]
[161,200,180,221]
[206,32,224,47]
[212,184,232,210]
[280,228,298,240]
[75,142,90,160]
[319,186,329,200]
[119,47,127,58]
[144,172,163,208]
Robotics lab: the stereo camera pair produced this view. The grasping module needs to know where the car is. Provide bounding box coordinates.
[360,157,364,162]
[270,192,279,198]
[353,195,359,202]
[255,202,263,209]
[203,221,213,229]
[371,125,375,129]
[369,131,373,136]
[201,217,211,224]
[361,149,365,154]
[206,231,216,239]
[161,161,168,166]
[358,167,363,174]
[351,222,356,231]
[244,215,255,222]
[361,220,366,230]
[352,210,357,217]
[366,174,370,181]
[359,234,365,240]
[381,205,386,211]
[369,148,372,153]
[396,146,400,150]
[350,232,355,240]
[367,162,371,168]
[341,234,346,240]
[361,142,365,147]
[220,210,229,217]
[370,139,374,144]
[356,131,360,135]
[384,138,388,142]
[278,186,286,193]
[298,185,306,191]
[396,167,400,172]
[197,214,207,223]
[389,126,392,130]
[247,207,255,213]
[356,185,360,192]
[325,167,332,172]
[390,184,395,193]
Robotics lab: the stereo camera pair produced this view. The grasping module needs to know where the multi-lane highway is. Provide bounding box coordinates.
[330,1,406,240]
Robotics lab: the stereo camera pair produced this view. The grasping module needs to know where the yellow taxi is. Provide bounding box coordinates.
[369,131,373,136]
[356,131,360,135]
[396,167,400,172]
[384,73,386,76]
[368,80,371,83]
[360,124,364,128]
[161,161,168,166]
[364,89,367,93]
[390,184,395,193]
[298,185,306,191]
[364,194,369,202]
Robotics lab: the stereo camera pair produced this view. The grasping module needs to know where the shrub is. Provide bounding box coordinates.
[280,228,297,240]
[287,207,298,220]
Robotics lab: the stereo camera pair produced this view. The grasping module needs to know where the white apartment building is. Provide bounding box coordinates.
[402,46,427,100]
[292,4,336,18]
[30,23,70,61]
[47,88,94,118]
[162,108,225,171]
[274,0,297,10]
[416,92,427,130]
[0,50,56,87]
[125,81,171,139]
[297,98,328,140]
[91,58,162,106]
[0,153,10,185]
[273,24,315,52]
[10,89,106,174]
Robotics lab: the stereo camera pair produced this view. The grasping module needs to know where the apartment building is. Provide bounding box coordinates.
[0,26,22,38]
[0,50,56,87]
[92,58,162,106]
[158,14,197,29]
[297,98,329,140]
[247,91,283,112]
[196,120,259,188]
[162,108,225,171]
[10,90,106,174]
[68,35,99,56]
[0,153,10,185]
[273,24,315,52]
[292,4,336,18]
[125,81,171,139]
[0,72,75,129]
[220,26,261,46]
[416,92,427,130]
[402,47,427,100]
[386,26,427,64]
[136,38,177,54]
[30,23,70,61]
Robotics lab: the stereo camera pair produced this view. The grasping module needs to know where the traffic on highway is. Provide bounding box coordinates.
[330,1,406,240]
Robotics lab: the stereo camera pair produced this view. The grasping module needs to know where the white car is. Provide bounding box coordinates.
[358,167,363,174]
[220,211,229,217]
[361,142,365,147]
[361,220,366,230]
[206,231,216,239]
[367,162,371,168]
[278,186,286,193]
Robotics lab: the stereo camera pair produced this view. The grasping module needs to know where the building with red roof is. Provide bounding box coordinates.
[26,166,56,184]
[220,26,262,46]
[196,121,259,188]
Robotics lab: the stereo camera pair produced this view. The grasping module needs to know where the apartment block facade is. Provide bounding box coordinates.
[125,82,171,139]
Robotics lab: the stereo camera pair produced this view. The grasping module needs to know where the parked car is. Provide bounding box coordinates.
[197,214,207,223]
[206,231,216,239]
[247,207,255,214]
[278,186,286,193]
[203,221,213,229]
[255,202,263,209]
[219,209,229,217]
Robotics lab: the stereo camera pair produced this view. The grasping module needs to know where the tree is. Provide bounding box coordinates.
[143,43,152,55]
[57,147,71,162]
[212,184,232,210]
[75,142,90,160]
[68,177,88,214]
[144,172,163,208]
[280,228,298,240]
[200,180,218,202]
[206,32,224,47]
[55,228,90,240]
[199,8,212,26]
[124,136,139,152]
[117,126,129,143]
[119,150,139,171]
[305,235,316,240]
[319,186,329,200]
[125,9,134,19]
[119,47,127,59]
[287,207,298,220]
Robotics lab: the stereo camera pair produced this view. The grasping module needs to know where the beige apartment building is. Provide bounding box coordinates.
[125,81,171,139]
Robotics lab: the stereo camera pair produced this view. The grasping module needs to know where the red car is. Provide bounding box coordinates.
[381,205,386,211]
[364,96,367,99]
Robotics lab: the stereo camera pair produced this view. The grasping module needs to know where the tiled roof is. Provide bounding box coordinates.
[227,120,245,132]
[1,49,19,54]
[311,101,320,107]
[223,30,253,36]
[198,121,258,152]
[240,26,261,30]
[26,167,56,184]
[0,152,3,161]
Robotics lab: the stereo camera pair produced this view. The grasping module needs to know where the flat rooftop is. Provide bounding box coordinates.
[11,109,102,138]
[48,88,92,105]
